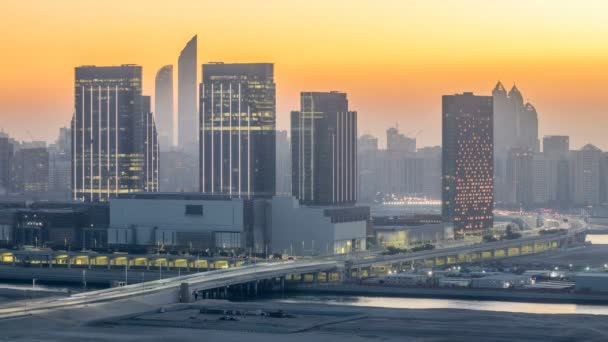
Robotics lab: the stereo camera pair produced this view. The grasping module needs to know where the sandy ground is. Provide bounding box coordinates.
[1,299,608,341]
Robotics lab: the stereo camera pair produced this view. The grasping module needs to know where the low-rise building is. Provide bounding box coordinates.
[108,193,262,252]
[268,196,368,256]
[372,215,453,249]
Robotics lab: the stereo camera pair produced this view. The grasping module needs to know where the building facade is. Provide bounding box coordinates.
[276,130,292,196]
[200,63,276,198]
[543,135,569,157]
[72,65,158,202]
[442,92,494,237]
[177,35,198,152]
[387,127,415,154]
[155,65,173,150]
[12,147,49,193]
[570,144,602,206]
[0,135,13,194]
[291,91,357,205]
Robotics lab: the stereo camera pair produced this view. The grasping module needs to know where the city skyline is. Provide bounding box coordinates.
[1,1,608,150]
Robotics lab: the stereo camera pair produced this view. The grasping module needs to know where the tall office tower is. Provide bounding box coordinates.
[508,84,539,152]
[200,63,276,198]
[178,35,197,152]
[291,91,357,205]
[492,82,516,204]
[520,103,539,152]
[155,65,173,150]
[386,127,415,154]
[276,130,292,195]
[142,96,160,192]
[570,144,601,206]
[506,148,534,208]
[0,134,13,194]
[72,65,159,202]
[442,92,493,237]
[492,82,517,155]
[12,147,49,193]
[543,135,569,157]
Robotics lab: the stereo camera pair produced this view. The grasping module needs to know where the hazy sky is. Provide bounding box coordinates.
[1,0,607,149]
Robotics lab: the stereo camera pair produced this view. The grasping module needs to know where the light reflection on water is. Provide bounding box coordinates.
[275,295,608,315]
[586,234,608,245]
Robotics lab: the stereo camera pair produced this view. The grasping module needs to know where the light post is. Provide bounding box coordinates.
[141,272,145,294]
[125,262,128,285]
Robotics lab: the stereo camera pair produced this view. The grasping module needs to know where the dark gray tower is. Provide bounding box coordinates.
[442,92,493,237]
[72,65,158,202]
[178,35,197,152]
[200,63,276,198]
[155,65,173,150]
[291,91,357,206]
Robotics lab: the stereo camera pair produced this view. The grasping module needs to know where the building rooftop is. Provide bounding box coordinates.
[115,192,237,201]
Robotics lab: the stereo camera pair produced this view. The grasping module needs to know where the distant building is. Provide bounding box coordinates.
[570,144,602,206]
[493,82,539,204]
[159,149,198,192]
[387,127,415,154]
[291,91,357,205]
[543,135,569,158]
[155,65,173,150]
[200,63,276,198]
[358,134,379,202]
[142,96,160,192]
[531,153,560,206]
[506,148,534,207]
[0,135,13,194]
[12,147,49,193]
[442,92,493,237]
[49,127,72,198]
[72,65,158,202]
[276,130,291,195]
[357,137,440,203]
[177,35,198,152]
[358,134,378,153]
[417,146,442,200]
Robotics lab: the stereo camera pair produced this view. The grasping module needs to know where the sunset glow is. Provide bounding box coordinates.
[1,0,607,148]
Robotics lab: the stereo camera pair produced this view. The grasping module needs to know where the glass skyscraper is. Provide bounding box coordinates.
[291,91,357,206]
[154,65,173,149]
[199,63,276,198]
[442,92,493,237]
[72,65,158,202]
[178,35,197,152]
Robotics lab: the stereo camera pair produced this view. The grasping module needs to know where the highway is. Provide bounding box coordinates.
[0,259,338,319]
[0,215,588,319]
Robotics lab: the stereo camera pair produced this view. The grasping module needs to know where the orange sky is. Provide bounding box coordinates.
[0,0,607,149]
